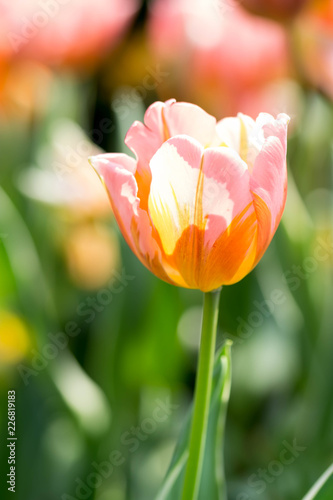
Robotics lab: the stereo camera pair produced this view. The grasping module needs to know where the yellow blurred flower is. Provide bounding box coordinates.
[0,311,30,365]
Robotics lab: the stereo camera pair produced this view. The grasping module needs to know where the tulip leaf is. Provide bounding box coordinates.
[155,340,232,500]
[302,464,333,500]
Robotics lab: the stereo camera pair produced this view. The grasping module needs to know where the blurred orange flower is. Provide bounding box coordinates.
[0,59,52,121]
[294,0,333,100]
[64,222,120,290]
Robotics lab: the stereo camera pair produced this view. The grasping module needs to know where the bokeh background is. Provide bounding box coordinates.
[0,0,333,499]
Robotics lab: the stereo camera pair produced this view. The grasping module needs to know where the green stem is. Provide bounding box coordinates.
[181,288,222,500]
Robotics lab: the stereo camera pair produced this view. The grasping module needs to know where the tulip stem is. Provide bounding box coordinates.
[181,288,222,500]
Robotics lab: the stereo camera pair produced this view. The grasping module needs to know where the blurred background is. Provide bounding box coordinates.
[0,0,332,499]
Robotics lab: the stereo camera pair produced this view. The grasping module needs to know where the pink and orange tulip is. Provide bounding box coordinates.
[90,100,289,292]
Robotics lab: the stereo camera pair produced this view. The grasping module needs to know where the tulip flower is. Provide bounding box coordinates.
[90,99,289,293]
[90,99,289,500]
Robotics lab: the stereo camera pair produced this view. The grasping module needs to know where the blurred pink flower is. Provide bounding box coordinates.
[148,0,299,119]
[0,0,138,69]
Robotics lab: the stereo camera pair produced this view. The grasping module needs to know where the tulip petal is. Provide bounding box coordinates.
[216,114,255,149]
[251,137,287,230]
[251,192,273,267]
[170,203,257,291]
[215,117,243,150]
[170,146,257,290]
[126,100,217,162]
[251,115,288,222]
[259,112,289,148]
[216,114,266,174]
[214,112,288,275]
[148,137,252,255]
[148,136,258,290]
[89,153,188,287]
[148,135,204,256]
[248,114,288,264]
[200,147,253,248]
[89,153,142,252]
[162,101,217,146]
[124,99,216,212]
[125,101,168,175]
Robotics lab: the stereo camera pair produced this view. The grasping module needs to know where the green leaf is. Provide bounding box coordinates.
[155,340,232,500]
[302,464,333,500]
[0,186,55,325]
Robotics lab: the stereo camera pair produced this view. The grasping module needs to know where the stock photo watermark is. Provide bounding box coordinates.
[282,236,333,291]
[53,63,169,180]
[225,234,333,345]
[7,391,17,493]
[7,0,71,53]
[112,64,170,120]
[212,0,242,16]
[16,268,135,385]
[237,439,306,499]
[61,397,179,500]
[53,117,115,181]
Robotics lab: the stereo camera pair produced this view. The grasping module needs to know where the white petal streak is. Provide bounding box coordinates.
[148,136,245,255]
[148,138,201,254]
